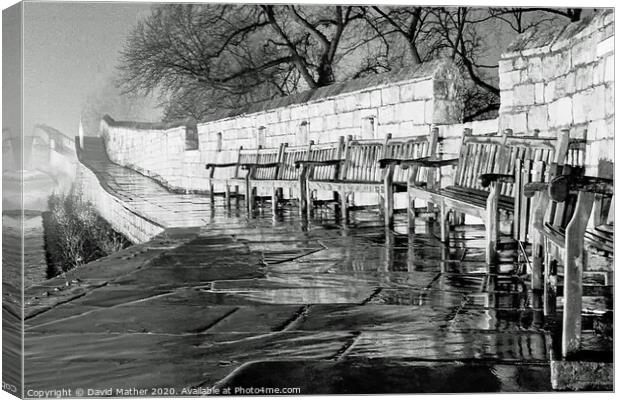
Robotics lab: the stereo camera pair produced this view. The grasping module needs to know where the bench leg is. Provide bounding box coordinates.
[246,186,255,215]
[299,177,307,219]
[439,202,449,243]
[209,183,215,203]
[544,253,558,316]
[562,191,594,358]
[383,177,394,228]
[232,185,238,208]
[224,185,231,208]
[271,188,278,216]
[485,184,499,265]
[408,193,416,231]
[531,239,544,291]
[341,191,348,224]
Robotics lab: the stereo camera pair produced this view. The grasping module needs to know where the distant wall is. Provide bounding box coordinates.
[100,115,208,192]
[498,10,614,177]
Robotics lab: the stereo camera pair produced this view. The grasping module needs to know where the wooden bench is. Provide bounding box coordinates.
[526,168,613,357]
[243,142,313,215]
[405,128,580,264]
[205,145,281,212]
[298,130,438,226]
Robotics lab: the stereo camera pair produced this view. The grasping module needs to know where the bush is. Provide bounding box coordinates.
[44,190,131,277]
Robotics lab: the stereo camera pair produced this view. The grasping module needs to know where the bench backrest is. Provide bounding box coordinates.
[251,145,284,180]
[385,129,439,185]
[453,129,508,191]
[307,137,346,181]
[277,143,311,180]
[340,136,387,183]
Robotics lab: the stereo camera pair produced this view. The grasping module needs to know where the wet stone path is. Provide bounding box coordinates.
[23,147,553,394]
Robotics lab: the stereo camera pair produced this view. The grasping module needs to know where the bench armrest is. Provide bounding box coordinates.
[294,159,343,169]
[479,173,515,188]
[549,175,614,202]
[523,182,549,198]
[205,162,237,169]
[240,162,280,170]
[397,155,460,170]
[378,158,403,169]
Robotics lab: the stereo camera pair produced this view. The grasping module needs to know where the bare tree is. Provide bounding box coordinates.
[118,5,583,122]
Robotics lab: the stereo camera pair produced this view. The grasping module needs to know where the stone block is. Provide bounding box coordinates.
[397,121,415,137]
[308,117,323,133]
[319,99,335,115]
[534,83,545,104]
[500,90,514,110]
[498,59,513,74]
[554,73,576,98]
[324,114,339,130]
[548,97,573,127]
[396,101,425,124]
[307,103,321,119]
[279,107,291,121]
[381,86,400,105]
[432,100,462,125]
[513,56,527,70]
[378,105,396,124]
[499,112,527,134]
[590,84,606,121]
[526,57,543,82]
[605,82,614,118]
[513,84,535,106]
[399,83,416,102]
[337,111,356,129]
[377,122,399,138]
[413,80,434,99]
[499,70,522,90]
[527,105,548,132]
[572,36,596,66]
[575,65,594,91]
[424,100,434,124]
[543,52,571,80]
[603,55,613,82]
[370,89,382,108]
[290,105,307,121]
[544,81,556,103]
[596,35,614,57]
[335,96,356,114]
[356,91,372,109]
[593,61,605,85]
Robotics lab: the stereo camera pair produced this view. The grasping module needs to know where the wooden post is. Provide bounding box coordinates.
[271,187,278,216]
[485,182,499,265]
[407,191,416,231]
[531,191,549,292]
[224,184,231,208]
[562,191,595,357]
[341,191,348,225]
[426,127,439,213]
[299,140,314,218]
[384,166,395,228]
[440,202,449,243]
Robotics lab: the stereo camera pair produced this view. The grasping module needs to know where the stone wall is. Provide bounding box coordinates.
[498,10,614,177]
[101,59,465,194]
[100,115,208,192]
[75,161,165,243]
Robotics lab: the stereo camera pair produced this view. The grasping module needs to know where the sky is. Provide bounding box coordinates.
[22,1,160,138]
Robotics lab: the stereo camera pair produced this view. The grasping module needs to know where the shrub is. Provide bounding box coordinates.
[45,190,131,277]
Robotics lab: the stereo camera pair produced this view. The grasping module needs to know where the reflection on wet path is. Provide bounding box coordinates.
[24,151,552,393]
